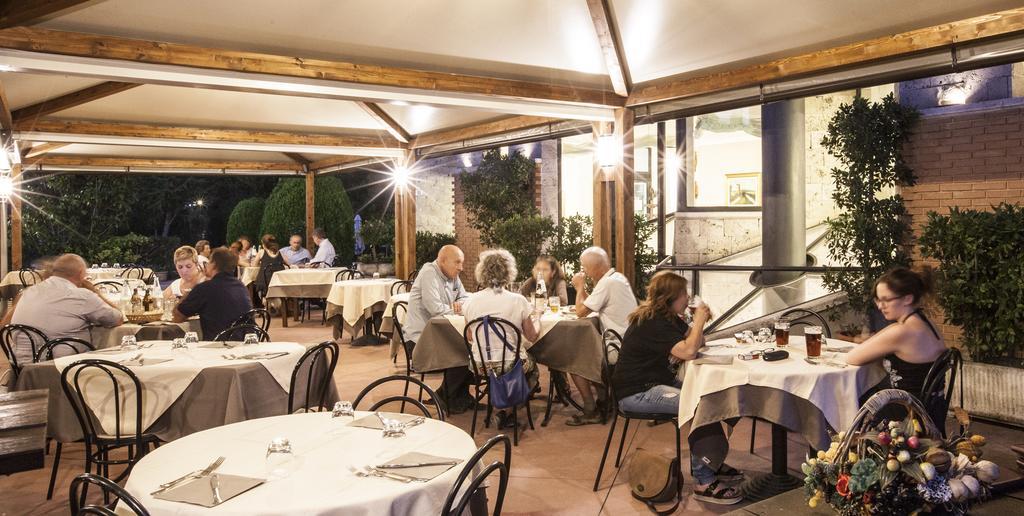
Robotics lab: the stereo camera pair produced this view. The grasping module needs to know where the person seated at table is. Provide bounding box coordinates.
[566,246,638,426]
[518,255,569,306]
[307,228,336,268]
[173,247,252,339]
[405,244,471,411]
[281,233,312,266]
[9,254,123,363]
[612,271,743,504]
[254,234,289,291]
[194,239,212,270]
[236,235,257,267]
[846,267,948,425]
[163,245,205,300]
[1,256,56,327]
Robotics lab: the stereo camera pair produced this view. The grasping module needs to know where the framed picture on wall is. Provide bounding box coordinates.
[726,172,761,206]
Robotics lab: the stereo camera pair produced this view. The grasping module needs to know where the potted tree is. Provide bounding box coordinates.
[356,216,396,277]
[919,203,1024,425]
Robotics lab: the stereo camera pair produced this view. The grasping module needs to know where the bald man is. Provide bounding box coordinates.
[10,253,123,364]
[403,245,472,411]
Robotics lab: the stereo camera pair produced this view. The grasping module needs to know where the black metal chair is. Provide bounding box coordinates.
[921,347,963,438]
[335,268,364,281]
[463,316,535,446]
[36,337,95,362]
[408,269,418,282]
[392,301,430,400]
[441,434,512,516]
[780,307,832,338]
[231,308,271,334]
[212,324,270,343]
[592,336,683,493]
[256,262,286,306]
[92,280,126,296]
[69,472,150,516]
[354,374,447,421]
[390,280,413,296]
[60,360,160,490]
[287,341,340,413]
[18,267,42,286]
[117,266,145,281]
[0,323,50,381]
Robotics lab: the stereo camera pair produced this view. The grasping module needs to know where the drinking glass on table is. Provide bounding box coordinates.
[100,262,109,269]
[774,320,790,347]
[113,263,121,269]
[548,296,560,314]
[184,331,199,345]
[171,337,187,351]
[265,438,297,480]
[805,326,823,357]
[243,333,259,346]
[91,263,98,269]
[120,335,138,351]
[332,401,354,418]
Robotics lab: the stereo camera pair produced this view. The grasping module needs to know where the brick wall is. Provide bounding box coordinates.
[453,173,484,291]
[902,102,1024,347]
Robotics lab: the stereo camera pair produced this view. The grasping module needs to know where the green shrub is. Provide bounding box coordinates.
[490,214,557,281]
[416,231,456,270]
[225,197,265,244]
[461,150,537,246]
[918,203,1024,365]
[92,233,150,267]
[359,217,394,262]
[260,177,355,263]
[548,215,593,277]
[634,214,659,299]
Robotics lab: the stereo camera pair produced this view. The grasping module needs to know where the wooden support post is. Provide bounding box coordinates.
[304,167,314,249]
[393,153,416,280]
[612,108,635,284]
[11,163,21,270]
[592,121,613,255]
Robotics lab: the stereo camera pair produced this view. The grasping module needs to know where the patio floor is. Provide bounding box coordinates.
[2,314,1022,515]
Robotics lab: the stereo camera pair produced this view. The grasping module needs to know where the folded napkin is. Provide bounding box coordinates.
[153,474,263,507]
[375,452,463,481]
[692,354,734,365]
[825,344,854,353]
[348,412,422,430]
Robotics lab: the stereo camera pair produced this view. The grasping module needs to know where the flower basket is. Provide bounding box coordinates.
[803,389,999,515]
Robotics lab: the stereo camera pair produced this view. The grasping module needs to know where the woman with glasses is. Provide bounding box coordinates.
[846,268,947,424]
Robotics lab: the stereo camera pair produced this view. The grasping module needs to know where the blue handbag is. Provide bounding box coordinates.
[482,316,530,410]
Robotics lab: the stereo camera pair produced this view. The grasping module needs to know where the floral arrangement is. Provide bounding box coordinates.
[803,414,999,515]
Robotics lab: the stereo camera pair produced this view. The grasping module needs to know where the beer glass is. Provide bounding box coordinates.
[548,296,560,314]
[805,326,823,357]
[774,320,790,347]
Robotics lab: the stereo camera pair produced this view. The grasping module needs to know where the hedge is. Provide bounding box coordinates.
[259,177,355,263]
[225,197,265,244]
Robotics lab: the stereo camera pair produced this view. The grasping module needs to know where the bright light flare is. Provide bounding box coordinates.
[597,134,619,168]
[392,166,411,189]
[0,175,13,202]
[195,198,204,207]
[938,84,968,106]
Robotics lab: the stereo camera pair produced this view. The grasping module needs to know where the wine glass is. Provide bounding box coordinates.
[171,337,187,351]
[120,335,138,351]
[332,401,354,418]
[265,438,297,480]
[184,332,199,345]
[243,333,259,346]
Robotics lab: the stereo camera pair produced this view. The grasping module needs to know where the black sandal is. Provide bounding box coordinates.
[715,463,745,482]
[692,480,743,505]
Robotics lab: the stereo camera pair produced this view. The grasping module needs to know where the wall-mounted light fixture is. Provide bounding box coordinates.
[597,134,619,168]
[938,83,968,106]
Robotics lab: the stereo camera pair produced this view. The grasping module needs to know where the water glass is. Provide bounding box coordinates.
[548,296,560,314]
[741,329,754,344]
[805,326,823,357]
[113,263,121,269]
[372,272,381,279]
[265,438,297,480]
[100,262,109,269]
[243,333,259,346]
[184,332,199,345]
[756,327,773,345]
[332,401,354,418]
[171,337,187,350]
[91,263,98,269]
[120,335,138,351]
[381,418,406,438]
[774,320,791,347]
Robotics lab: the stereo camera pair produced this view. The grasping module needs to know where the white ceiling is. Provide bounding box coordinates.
[45,143,295,162]
[378,104,505,135]
[1,72,106,110]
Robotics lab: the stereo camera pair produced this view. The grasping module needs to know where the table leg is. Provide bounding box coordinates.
[281,298,289,328]
[351,314,389,346]
[740,422,803,501]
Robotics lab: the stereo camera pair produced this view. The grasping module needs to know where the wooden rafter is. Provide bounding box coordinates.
[628,6,1024,106]
[282,152,311,165]
[11,81,139,123]
[410,115,559,149]
[0,0,92,29]
[22,141,66,158]
[23,154,302,170]
[357,101,411,143]
[586,0,631,97]
[0,27,623,116]
[309,154,385,172]
[0,78,16,156]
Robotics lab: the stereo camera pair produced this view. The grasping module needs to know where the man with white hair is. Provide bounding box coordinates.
[10,253,123,364]
[567,246,637,425]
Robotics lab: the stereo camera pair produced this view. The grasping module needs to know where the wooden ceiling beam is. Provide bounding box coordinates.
[12,81,139,123]
[23,154,302,171]
[410,115,559,149]
[0,78,17,161]
[0,27,621,120]
[22,141,66,158]
[282,152,311,165]
[309,154,384,172]
[586,0,631,97]
[628,6,1024,106]
[357,101,411,143]
[0,0,93,29]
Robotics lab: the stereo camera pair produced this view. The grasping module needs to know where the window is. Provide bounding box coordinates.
[687,106,762,208]
[560,133,594,218]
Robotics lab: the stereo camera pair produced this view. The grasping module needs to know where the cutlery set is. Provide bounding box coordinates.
[151,456,226,496]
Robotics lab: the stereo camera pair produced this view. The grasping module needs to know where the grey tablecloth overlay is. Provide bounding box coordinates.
[690,385,834,451]
[326,301,387,340]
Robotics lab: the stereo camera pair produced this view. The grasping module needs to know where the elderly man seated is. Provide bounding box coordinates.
[307,228,336,268]
[567,246,638,425]
[10,253,123,363]
[174,247,252,339]
[404,245,471,412]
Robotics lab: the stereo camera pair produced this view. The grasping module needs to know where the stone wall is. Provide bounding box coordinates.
[671,213,762,264]
[903,101,1024,347]
[413,167,455,235]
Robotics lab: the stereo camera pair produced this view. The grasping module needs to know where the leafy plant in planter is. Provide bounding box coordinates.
[634,214,659,300]
[358,217,394,263]
[918,203,1024,366]
[225,198,265,243]
[416,231,456,270]
[821,93,919,321]
[549,215,593,276]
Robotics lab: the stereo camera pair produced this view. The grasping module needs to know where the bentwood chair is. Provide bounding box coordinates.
[36,337,95,362]
[390,280,413,296]
[69,473,150,516]
[256,262,286,306]
[117,266,146,281]
[463,316,535,446]
[335,268,364,282]
[17,267,42,287]
[354,374,446,421]
[287,341,340,413]
[392,301,429,400]
[61,360,160,491]
[92,280,126,296]
[408,269,418,282]
[0,323,50,382]
[592,336,683,493]
[212,324,270,343]
[441,434,512,516]
[921,347,963,438]
[231,308,272,334]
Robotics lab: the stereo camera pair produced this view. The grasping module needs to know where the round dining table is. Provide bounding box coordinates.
[122,412,480,515]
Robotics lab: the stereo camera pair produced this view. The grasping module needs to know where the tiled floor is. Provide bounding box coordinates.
[2,314,1022,515]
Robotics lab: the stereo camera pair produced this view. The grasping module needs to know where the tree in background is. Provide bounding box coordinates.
[260,177,355,263]
[415,231,456,270]
[548,215,593,277]
[226,198,266,244]
[633,214,659,299]
[357,216,394,263]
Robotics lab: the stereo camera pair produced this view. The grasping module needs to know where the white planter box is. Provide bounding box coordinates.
[356,262,396,277]
[961,361,1024,426]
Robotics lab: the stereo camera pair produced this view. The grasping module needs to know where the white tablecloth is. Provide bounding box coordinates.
[678,336,886,433]
[0,267,154,288]
[267,268,342,288]
[55,341,305,436]
[238,267,261,287]
[122,412,479,516]
[326,278,399,327]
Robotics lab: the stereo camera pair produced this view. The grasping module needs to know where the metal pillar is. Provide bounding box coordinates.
[760,99,806,286]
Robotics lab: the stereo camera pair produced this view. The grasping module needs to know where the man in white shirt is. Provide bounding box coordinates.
[10,254,123,364]
[568,246,638,425]
[281,234,312,265]
[308,227,336,268]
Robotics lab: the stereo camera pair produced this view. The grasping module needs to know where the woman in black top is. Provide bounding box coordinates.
[254,234,288,295]
[612,272,743,505]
